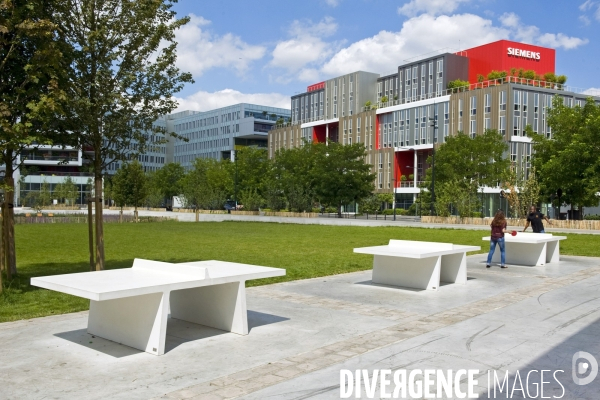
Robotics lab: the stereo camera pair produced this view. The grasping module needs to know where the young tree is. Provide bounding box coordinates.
[145,171,165,208]
[1,0,66,278]
[180,158,208,221]
[154,163,185,208]
[55,0,193,270]
[112,161,148,221]
[313,142,375,217]
[531,97,600,218]
[272,142,320,212]
[430,130,508,215]
[39,179,52,208]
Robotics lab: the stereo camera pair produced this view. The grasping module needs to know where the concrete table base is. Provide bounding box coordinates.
[355,240,479,291]
[484,233,566,267]
[32,259,284,355]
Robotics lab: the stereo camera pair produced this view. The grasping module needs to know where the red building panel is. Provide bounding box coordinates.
[462,40,555,84]
[313,125,326,143]
[307,82,325,92]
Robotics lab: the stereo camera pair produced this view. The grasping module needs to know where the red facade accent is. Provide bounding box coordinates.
[395,151,414,188]
[375,115,380,149]
[307,82,325,92]
[462,40,555,84]
[313,125,326,143]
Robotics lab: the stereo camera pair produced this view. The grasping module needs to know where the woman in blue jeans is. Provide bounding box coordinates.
[486,210,510,269]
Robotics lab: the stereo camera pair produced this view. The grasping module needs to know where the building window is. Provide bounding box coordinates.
[485,118,491,130]
[470,120,476,138]
[513,116,520,136]
[499,91,506,111]
[470,96,476,116]
[436,59,443,78]
[484,93,491,113]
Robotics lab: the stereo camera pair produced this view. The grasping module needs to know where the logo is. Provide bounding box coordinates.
[507,47,541,60]
[572,351,598,385]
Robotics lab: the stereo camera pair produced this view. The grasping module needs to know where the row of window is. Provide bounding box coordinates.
[379,104,450,148]
[176,138,231,154]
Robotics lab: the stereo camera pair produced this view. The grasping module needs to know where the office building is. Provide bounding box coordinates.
[268,39,600,216]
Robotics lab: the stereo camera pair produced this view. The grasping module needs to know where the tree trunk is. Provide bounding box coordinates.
[134,206,138,222]
[88,199,95,271]
[119,208,123,223]
[4,164,16,277]
[94,175,105,270]
[0,205,4,274]
[0,206,3,293]
[195,206,199,222]
[337,203,342,218]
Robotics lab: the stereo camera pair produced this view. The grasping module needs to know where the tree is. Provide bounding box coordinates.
[180,158,208,221]
[112,161,148,221]
[239,188,263,211]
[145,171,164,208]
[55,0,193,270]
[271,143,320,212]
[154,163,185,208]
[234,147,269,197]
[531,97,600,218]
[359,194,380,214]
[431,130,508,212]
[313,142,375,217]
[1,0,66,280]
[39,179,52,208]
[181,158,233,213]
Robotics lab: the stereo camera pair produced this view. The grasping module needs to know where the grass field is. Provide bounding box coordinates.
[2,221,600,323]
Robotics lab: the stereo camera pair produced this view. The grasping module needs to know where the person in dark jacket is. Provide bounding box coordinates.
[523,206,552,233]
[486,210,510,269]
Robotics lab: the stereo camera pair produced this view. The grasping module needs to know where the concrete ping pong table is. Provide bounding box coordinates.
[354,240,480,291]
[31,259,285,355]
[482,232,567,266]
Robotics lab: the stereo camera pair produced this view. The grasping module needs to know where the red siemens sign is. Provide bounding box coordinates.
[307,82,325,92]
[462,40,555,84]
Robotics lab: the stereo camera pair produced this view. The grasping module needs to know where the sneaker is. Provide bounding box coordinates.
[501,265,508,269]
[486,265,491,268]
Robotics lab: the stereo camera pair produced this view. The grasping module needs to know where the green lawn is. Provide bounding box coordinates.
[2,221,600,322]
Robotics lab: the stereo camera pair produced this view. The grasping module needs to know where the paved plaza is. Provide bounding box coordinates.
[1,253,600,399]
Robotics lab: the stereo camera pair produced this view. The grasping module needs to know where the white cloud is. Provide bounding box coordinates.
[579,0,595,11]
[582,88,600,96]
[269,17,341,82]
[324,0,341,7]
[398,0,471,17]
[174,89,290,112]
[499,12,588,50]
[578,0,600,22]
[175,14,266,78]
[579,15,591,25]
[322,14,508,76]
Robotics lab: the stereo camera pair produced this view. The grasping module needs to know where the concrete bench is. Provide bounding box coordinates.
[31,259,285,355]
[482,233,567,266]
[353,240,480,291]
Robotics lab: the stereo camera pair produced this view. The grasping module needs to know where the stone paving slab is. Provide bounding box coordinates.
[1,255,600,399]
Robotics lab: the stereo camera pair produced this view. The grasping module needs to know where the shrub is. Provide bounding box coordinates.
[584,215,600,220]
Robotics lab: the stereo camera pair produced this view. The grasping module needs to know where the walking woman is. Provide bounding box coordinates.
[486,210,510,269]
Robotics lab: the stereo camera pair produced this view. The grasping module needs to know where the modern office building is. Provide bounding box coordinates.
[167,103,290,170]
[16,103,291,205]
[268,39,600,216]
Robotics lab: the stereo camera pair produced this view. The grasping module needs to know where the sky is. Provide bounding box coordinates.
[169,0,600,112]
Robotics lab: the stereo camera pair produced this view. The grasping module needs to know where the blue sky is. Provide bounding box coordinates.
[170,0,600,111]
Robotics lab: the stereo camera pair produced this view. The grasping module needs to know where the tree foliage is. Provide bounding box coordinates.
[54,0,193,269]
[531,97,600,216]
[112,161,147,220]
[0,0,67,279]
[153,162,185,206]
